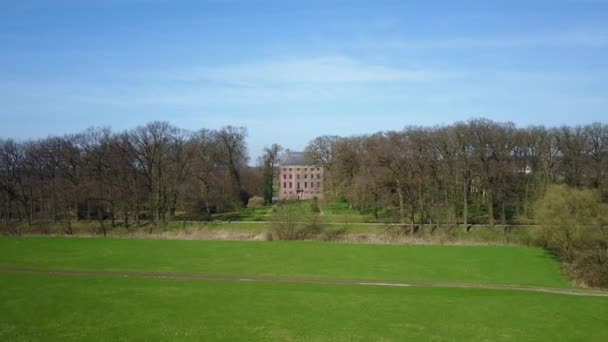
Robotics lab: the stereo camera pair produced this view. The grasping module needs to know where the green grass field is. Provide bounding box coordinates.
[0,238,568,287]
[209,200,384,223]
[1,237,607,341]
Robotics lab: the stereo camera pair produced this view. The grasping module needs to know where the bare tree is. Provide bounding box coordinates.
[2,118,608,236]
[262,144,282,204]
[215,126,249,205]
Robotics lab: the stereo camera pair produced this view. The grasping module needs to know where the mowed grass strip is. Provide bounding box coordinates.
[1,273,606,341]
[0,237,569,287]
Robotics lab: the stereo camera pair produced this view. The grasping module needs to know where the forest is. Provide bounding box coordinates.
[1,118,607,232]
[0,122,259,232]
[306,118,608,229]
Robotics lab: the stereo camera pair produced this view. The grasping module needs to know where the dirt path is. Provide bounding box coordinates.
[1,267,607,298]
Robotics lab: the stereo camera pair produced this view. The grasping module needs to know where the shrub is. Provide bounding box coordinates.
[303,211,324,236]
[534,185,608,287]
[270,203,300,240]
[246,196,265,209]
[569,245,608,288]
[270,203,325,240]
[310,197,321,213]
[534,185,606,260]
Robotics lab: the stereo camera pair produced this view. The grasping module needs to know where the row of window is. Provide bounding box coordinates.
[282,167,321,172]
[282,182,322,189]
[283,174,321,180]
[282,191,321,195]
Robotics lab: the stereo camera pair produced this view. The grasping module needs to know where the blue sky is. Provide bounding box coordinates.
[1,0,607,160]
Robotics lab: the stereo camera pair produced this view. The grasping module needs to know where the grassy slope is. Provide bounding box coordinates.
[211,205,273,221]
[1,274,607,341]
[0,237,569,287]
[322,201,378,223]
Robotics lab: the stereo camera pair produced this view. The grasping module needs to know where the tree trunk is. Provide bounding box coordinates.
[501,199,506,226]
[109,186,116,227]
[395,179,406,226]
[523,176,530,218]
[203,180,211,220]
[123,205,129,230]
[418,182,425,224]
[410,209,415,234]
[149,182,155,225]
[62,204,73,235]
[462,179,468,227]
[28,174,34,225]
[97,207,107,237]
[134,188,140,227]
[487,189,494,226]
[373,191,378,220]
[170,190,178,220]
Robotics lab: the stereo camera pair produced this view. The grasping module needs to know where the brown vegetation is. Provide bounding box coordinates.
[305,120,608,228]
[0,122,259,233]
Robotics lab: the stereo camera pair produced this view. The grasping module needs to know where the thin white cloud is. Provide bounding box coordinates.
[158,56,444,85]
[2,56,606,109]
[363,28,608,50]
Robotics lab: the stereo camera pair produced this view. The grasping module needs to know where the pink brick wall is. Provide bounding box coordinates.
[278,165,324,200]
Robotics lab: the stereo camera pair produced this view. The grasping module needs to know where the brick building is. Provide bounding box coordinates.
[278,150,324,200]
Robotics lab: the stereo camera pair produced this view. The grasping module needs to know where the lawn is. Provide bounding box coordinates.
[1,274,607,341]
[1,237,605,341]
[206,200,382,223]
[321,201,375,222]
[0,237,568,287]
[211,205,273,221]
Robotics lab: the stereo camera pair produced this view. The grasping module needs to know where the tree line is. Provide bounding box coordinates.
[305,118,608,230]
[0,122,261,233]
[2,118,607,234]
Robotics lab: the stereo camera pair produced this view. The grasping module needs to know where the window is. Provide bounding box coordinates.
[297,168,300,171]
[283,174,286,179]
[311,182,314,188]
[304,174,308,179]
[304,168,307,171]
[297,182,300,189]
[304,182,308,188]
[283,168,286,171]
[289,174,292,179]
[317,174,320,179]
[289,168,292,171]
[316,168,320,171]
[289,182,292,188]
[317,182,321,187]
[283,182,286,188]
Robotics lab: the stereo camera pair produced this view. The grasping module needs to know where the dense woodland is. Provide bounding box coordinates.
[1,118,607,233]
[306,118,608,229]
[0,122,261,232]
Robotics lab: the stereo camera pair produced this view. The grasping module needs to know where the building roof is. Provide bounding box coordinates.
[281,150,307,166]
